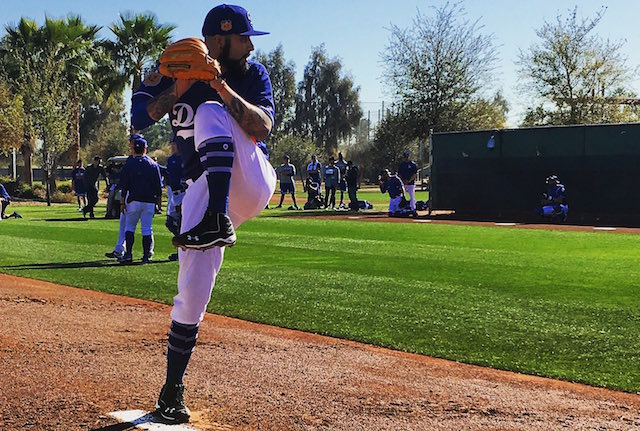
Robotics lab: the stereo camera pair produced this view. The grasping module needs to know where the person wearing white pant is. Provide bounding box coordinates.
[398,151,418,214]
[130,4,275,424]
[118,138,162,264]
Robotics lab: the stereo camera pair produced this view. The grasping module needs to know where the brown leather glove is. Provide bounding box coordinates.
[158,38,221,81]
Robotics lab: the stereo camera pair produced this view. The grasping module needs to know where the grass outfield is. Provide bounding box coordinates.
[1,202,640,392]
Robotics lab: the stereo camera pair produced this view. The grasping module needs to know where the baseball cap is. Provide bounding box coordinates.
[284,154,290,160]
[129,133,144,141]
[202,4,269,37]
[403,151,410,157]
[133,138,148,153]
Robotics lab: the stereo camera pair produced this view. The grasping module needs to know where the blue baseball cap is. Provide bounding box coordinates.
[202,4,269,37]
[133,138,147,153]
[129,133,144,141]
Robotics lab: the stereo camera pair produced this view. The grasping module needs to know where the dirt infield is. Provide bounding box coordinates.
[291,210,640,234]
[1,273,640,431]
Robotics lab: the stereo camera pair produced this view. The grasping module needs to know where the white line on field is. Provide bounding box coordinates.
[413,219,432,223]
[593,227,617,231]
[108,410,200,430]
[495,222,517,226]
[347,216,362,219]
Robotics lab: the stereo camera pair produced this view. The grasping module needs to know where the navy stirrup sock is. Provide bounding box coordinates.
[198,137,234,215]
[166,320,199,385]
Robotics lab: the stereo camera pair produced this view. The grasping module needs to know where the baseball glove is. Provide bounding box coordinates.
[158,38,221,81]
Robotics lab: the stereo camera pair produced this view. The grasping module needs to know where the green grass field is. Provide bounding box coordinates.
[1,200,640,393]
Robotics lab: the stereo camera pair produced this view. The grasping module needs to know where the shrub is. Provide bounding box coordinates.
[57,183,72,193]
[50,191,74,204]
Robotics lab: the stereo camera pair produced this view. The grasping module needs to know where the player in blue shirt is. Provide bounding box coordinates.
[165,136,187,261]
[397,151,418,215]
[70,159,87,211]
[335,152,348,208]
[379,169,406,216]
[131,4,277,423]
[118,137,162,264]
[323,156,341,209]
[535,175,568,222]
[0,183,22,220]
[131,12,274,250]
[306,154,322,189]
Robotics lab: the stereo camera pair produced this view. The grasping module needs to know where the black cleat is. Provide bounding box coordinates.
[105,250,123,259]
[155,383,190,424]
[168,253,179,262]
[172,210,236,250]
[118,253,133,265]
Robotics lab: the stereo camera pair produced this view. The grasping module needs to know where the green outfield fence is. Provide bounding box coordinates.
[430,123,640,223]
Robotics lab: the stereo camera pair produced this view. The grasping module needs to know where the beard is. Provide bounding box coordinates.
[219,38,249,78]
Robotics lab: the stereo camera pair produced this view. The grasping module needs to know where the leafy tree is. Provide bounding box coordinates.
[141,117,173,151]
[382,2,501,138]
[81,97,129,162]
[292,45,362,155]
[368,111,419,180]
[269,134,318,182]
[253,44,296,141]
[518,6,638,126]
[102,13,175,99]
[0,82,24,156]
[0,18,42,185]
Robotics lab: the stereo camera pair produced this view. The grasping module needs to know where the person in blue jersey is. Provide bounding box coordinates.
[70,159,87,211]
[165,136,187,261]
[275,154,299,209]
[131,4,276,424]
[379,169,406,216]
[335,152,348,209]
[118,137,162,264]
[535,174,568,222]
[105,134,139,260]
[398,151,418,216]
[345,160,360,211]
[323,156,341,209]
[82,156,108,219]
[0,183,22,220]
[306,153,322,190]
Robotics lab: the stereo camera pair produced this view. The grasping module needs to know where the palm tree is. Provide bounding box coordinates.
[43,15,102,164]
[103,13,175,100]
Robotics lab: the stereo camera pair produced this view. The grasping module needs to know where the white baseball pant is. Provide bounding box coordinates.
[171,102,276,325]
[124,201,156,236]
[388,196,403,214]
[404,184,416,211]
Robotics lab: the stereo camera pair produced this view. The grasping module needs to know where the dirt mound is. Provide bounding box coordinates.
[1,273,639,430]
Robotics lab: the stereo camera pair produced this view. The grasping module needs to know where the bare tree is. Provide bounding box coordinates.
[382,2,501,138]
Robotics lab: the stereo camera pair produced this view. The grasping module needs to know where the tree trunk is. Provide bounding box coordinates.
[48,157,58,194]
[69,102,81,164]
[20,140,33,187]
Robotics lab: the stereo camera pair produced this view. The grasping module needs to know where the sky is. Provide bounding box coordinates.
[1,0,639,127]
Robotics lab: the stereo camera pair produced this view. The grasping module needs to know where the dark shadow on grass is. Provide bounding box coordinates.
[1,259,172,270]
[41,217,88,222]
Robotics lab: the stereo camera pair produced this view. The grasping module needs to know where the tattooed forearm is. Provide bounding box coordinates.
[227,94,272,141]
[146,84,180,121]
[211,79,272,140]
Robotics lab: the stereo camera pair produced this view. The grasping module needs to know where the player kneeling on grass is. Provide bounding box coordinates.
[379,169,410,217]
[535,174,568,223]
[0,183,22,220]
[118,138,163,264]
[131,3,276,424]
